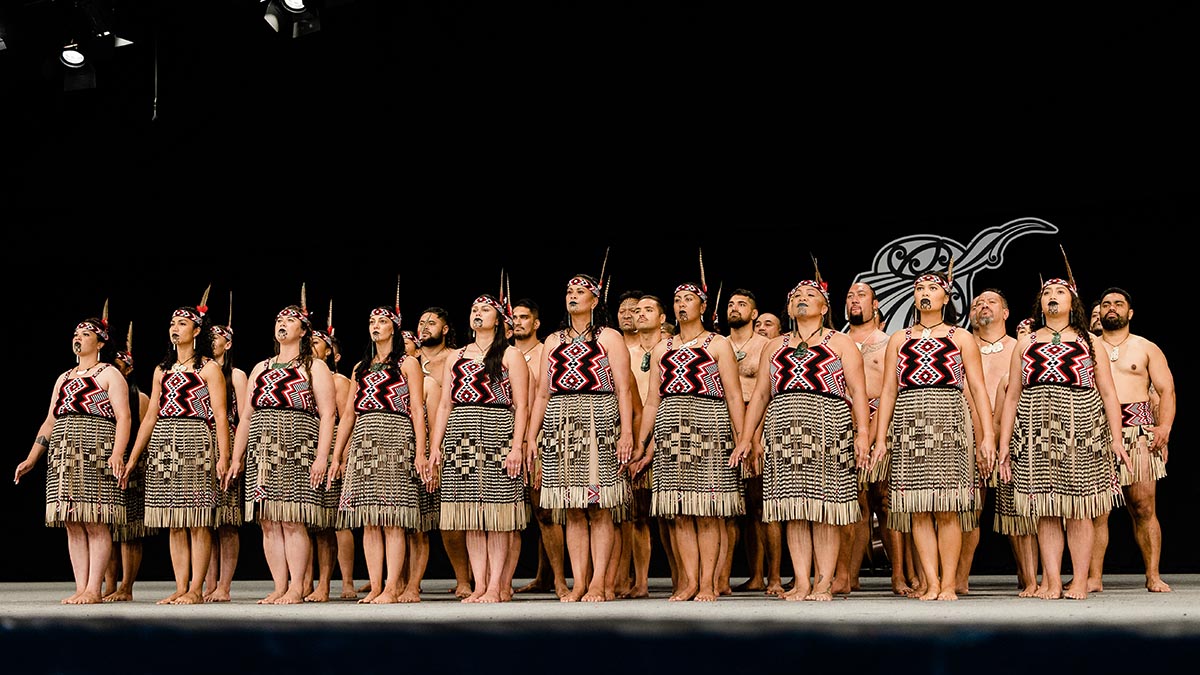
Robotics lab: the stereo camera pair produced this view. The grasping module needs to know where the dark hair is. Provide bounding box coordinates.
[76,316,117,364]
[354,308,406,381]
[1098,286,1133,308]
[638,294,666,315]
[420,306,458,349]
[473,295,509,380]
[729,288,758,309]
[157,307,215,372]
[512,298,540,319]
[672,281,714,331]
[905,271,960,327]
[274,304,316,380]
[210,324,237,413]
[1028,285,1095,356]
[617,289,644,305]
[557,274,611,338]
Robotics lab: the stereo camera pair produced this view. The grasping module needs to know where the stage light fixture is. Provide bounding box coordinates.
[263,0,322,39]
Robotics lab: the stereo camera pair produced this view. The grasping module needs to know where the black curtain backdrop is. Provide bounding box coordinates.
[2,1,1194,583]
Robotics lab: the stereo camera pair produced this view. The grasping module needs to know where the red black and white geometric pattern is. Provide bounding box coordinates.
[53,367,116,418]
[547,333,615,393]
[353,366,412,417]
[448,353,512,406]
[769,332,847,399]
[250,363,316,414]
[1020,338,1095,389]
[896,327,964,390]
[658,334,723,399]
[157,371,214,421]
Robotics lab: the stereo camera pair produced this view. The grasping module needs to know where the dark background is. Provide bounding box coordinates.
[2,1,1194,583]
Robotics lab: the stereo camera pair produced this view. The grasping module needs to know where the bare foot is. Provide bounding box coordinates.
[452,583,473,599]
[619,585,649,599]
[829,578,852,595]
[805,588,833,601]
[274,589,305,604]
[955,583,970,595]
[1063,578,1089,600]
[782,584,811,601]
[936,589,959,601]
[304,588,329,602]
[917,584,940,601]
[61,590,83,604]
[1017,584,1039,598]
[462,590,486,603]
[103,589,133,603]
[171,590,204,605]
[614,579,634,597]
[68,590,102,604]
[156,590,185,605]
[258,591,283,604]
[669,582,698,602]
[693,590,717,602]
[765,581,786,598]
[397,589,422,603]
[358,589,381,604]
[603,588,616,601]
[1147,577,1172,592]
[1036,583,1062,600]
[583,588,607,602]
[891,577,914,596]
[554,581,570,599]
[339,584,359,600]
[370,590,399,604]
[733,578,767,592]
[717,583,733,596]
[357,581,373,593]
[477,589,502,603]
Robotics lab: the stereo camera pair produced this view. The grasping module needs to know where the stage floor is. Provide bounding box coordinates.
[3,575,1197,674]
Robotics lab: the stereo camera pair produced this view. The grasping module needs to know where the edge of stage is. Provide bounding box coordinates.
[3,575,1198,675]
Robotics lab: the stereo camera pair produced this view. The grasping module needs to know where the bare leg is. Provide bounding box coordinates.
[1036,516,1065,599]
[441,530,473,598]
[734,475,766,592]
[833,488,870,594]
[671,516,699,601]
[370,526,406,604]
[210,525,238,602]
[170,526,211,604]
[603,517,622,601]
[583,509,614,602]
[613,519,635,597]
[259,520,288,604]
[104,539,142,602]
[623,517,652,598]
[807,522,840,601]
[783,520,813,601]
[516,495,553,594]
[399,530,429,602]
[934,512,962,601]
[562,509,591,602]
[63,522,90,603]
[336,528,358,599]
[1126,481,1170,592]
[956,507,984,594]
[305,529,334,602]
[463,530,490,603]
[476,531,510,603]
[159,528,190,604]
[69,522,111,605]
[499,530,521,601]
[715,518,735,596]
[694,516,721,601]
[103,543,118,598]
[763,520,784,596]
[909,513,941,600]
[658,517,680,595]
[1013,533,1040,597]
[360,526,384,603]
[276,522,311,604]
[1063,517,1094,600]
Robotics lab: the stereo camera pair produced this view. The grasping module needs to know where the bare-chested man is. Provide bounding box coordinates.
[604,291,651,598]
[832,282,902,594]
[754,312,782,339]
[631,295,670,596]
[510,298,570,597]
[722,289,782,597]
[1088,287,1175,593]
[954,288,1019,594]
[417,307,474,598]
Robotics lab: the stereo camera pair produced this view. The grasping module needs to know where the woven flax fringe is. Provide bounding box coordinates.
[338,504,419,530]
[763,497,860,526]
[144,507,216,529]
[440,502,526,532]
[249,500,330,527]
[1118,425,1167,486]
[651,492,744,518]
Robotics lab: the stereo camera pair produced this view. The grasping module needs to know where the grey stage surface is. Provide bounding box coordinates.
[3,575,1198,674]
